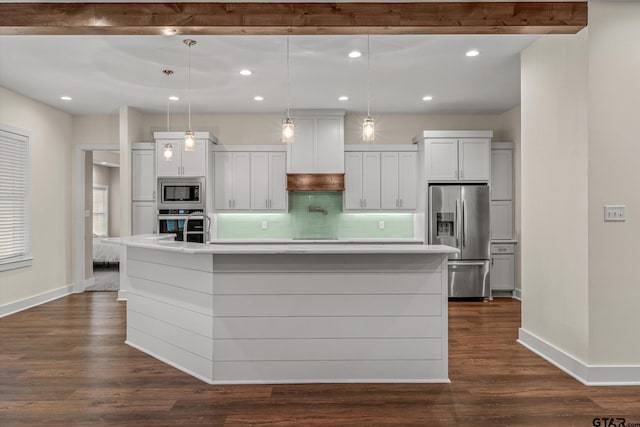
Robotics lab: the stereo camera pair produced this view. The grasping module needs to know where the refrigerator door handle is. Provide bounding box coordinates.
[462,199,467,247]
[455,199,460,247]
[449,261,486,266]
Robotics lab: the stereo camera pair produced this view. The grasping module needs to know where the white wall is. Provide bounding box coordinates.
[587,0,640,365]
[141,112,508,145]
[72,115,119,146]
[0,87,73,305]
[520,30,590,362]
[119,106,144,237]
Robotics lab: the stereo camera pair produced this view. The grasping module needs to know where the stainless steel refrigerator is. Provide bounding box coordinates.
[429,184,491,298]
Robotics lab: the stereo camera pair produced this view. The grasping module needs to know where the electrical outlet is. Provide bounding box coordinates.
[604,205,626,222]
[378,221,385,230]
[261,221,268,230]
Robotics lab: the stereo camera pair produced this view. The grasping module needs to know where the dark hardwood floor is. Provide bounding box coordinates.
[1,293,639,426]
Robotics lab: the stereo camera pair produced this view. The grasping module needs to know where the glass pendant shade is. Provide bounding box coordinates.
[163,143,173,160]
[184,130,196,151]
[282,118,295,143]
[362,116,375,142]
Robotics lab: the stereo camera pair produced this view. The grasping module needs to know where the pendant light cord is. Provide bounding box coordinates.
[286,34,291,119]
[367,34,371,117]
[167,98,170,132]
[187,43,192,131]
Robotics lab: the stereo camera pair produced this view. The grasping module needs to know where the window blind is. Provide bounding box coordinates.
[0,129,30,262]
[92,186,108,237]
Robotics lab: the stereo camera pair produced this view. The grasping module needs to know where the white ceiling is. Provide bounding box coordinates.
[0,34,538,116]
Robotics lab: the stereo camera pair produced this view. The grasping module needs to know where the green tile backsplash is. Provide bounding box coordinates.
[216,192,414,239]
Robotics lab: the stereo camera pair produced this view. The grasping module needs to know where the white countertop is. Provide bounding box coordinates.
[115,235,458,255]
[210,238,424,244]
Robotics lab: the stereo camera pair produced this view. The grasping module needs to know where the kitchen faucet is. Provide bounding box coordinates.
[308,205,328,216]
[183,211,210,243]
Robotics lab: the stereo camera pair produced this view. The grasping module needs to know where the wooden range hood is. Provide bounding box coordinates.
[286,174,345,191]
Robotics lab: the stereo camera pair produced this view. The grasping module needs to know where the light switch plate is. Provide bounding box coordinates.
[261,221,268,230]
[378,221,385,230]
[604,205,626,222]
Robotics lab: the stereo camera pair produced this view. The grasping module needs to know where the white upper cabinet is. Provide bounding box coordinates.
[132,147,155,201]
[459,138,491,181]
[156,139,207,177]
[419,133,492,182]
[251,152,287,211]
[214,152,251,210]
[287,111,345,173]
[426,139,459,181]
[381,152,417,210]
[490,147,513,201]
[344,152,380,210]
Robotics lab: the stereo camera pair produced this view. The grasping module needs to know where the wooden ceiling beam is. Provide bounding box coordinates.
[0,2,587,35]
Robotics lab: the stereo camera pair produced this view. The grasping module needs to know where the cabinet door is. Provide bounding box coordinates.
[426,139,458,181]
[380,152,399,210]
[491,201,514,240]
[491,148,513,200]
[287,118,315,173]
[268,153,287,210]
[181,139,207,177]
[250,152,270,210]
[398,152,417,209]
[132,201,156,235]
[361,152,381,210]
[316,117,344,173]
[459,138,490,181]
[214,152,234,210]
[232,152,251,210]
[156,140,182,177]
[344,152,363,210]
[132,149,155,201]
[491,254,515,291]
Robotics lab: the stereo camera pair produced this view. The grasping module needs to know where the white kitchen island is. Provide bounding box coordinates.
[119,236,457,384]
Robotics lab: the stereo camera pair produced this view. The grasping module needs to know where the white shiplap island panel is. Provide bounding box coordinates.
[121,238,457,384]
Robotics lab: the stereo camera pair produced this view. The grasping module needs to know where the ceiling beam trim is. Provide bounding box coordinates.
[0,2,587,35]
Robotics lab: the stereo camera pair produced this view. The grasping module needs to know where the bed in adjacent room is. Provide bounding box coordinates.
[93,236,120,264]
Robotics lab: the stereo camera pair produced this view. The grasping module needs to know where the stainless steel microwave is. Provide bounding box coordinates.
[157,177,205,210]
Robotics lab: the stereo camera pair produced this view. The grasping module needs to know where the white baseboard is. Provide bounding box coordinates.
[513,288,522,300]
[0,285,73,318]
[117,290,128,301]
[518,328,640,386]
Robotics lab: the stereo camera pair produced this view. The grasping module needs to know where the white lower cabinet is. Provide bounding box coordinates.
[132,201,156,234]
[490,243,516,293]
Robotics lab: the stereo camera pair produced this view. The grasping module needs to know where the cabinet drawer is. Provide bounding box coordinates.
[491,243,515,254]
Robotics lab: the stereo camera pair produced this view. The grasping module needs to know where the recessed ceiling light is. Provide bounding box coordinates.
[169,96,179,101]
[162,28,177,36]
[338,96,349,101]
[466,49,480,57]
[422,95,433,101]
[60,96,72,101]
[240,69,252,76]
[254,96,264,101]
[348,51,362,58]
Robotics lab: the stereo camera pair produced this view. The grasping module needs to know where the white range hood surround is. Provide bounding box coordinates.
[286,110,345,191]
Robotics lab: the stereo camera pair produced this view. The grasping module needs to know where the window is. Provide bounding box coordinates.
[0,127,32,271]
[92,185,109,237]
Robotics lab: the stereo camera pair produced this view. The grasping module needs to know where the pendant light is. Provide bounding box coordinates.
[362,34,375,142]
[183,39,197,151]
[162,69,174,161]
[282,35,294,143]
